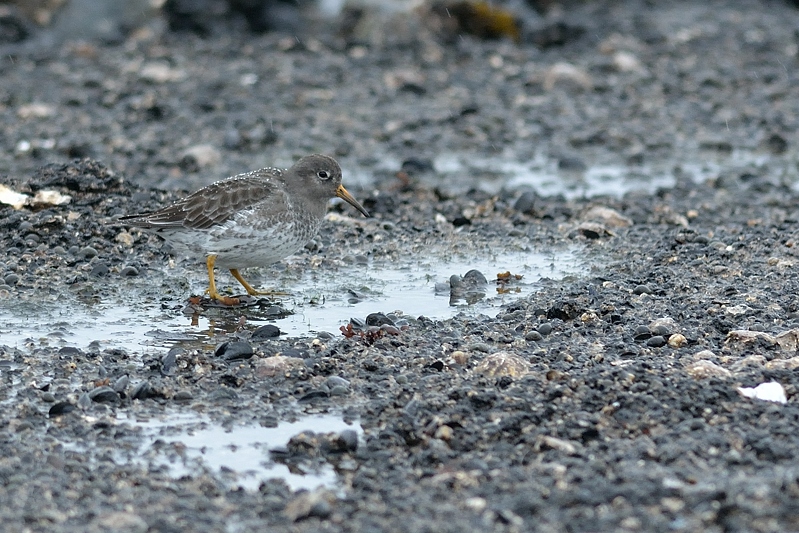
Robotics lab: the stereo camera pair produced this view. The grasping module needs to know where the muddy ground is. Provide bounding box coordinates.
[2,0,799,532]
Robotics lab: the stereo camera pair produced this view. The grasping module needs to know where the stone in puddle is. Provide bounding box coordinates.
[215,341,254,361]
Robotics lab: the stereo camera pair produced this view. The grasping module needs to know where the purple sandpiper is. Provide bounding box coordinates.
[120,154,369,304]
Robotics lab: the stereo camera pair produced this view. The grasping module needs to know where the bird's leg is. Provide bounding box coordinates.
[229,269,288,296]
[205,255,224,300]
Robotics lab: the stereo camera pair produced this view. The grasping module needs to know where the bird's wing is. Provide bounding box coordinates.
[121,170,284,230]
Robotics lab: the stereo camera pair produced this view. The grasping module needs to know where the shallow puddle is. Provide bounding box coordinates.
[0,245,584,353]
[352,149,787,198]
[69,412,360,491]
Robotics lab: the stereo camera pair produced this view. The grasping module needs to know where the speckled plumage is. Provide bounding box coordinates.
[120,154,369,302]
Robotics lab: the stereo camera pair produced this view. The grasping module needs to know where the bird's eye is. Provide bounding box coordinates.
[317,170,330,180]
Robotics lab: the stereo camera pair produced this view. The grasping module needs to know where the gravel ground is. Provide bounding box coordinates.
[2,1,799,532]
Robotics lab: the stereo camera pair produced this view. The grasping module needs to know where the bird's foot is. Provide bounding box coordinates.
[204,288,241,306]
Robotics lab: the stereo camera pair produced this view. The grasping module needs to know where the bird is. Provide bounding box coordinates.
[119,154,369,304]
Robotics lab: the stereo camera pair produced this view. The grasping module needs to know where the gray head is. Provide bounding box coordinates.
[289,154,369,217]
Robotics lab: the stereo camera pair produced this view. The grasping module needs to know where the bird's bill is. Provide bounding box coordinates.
[336,185,370,217]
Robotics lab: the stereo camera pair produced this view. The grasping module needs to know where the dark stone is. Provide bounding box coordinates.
[514,191,537,214]
[633,284,653,295]
[251,324,281,339]
[215,341,254,361]
[634,325,652,341]
[113,375,129,392]
[452,216,471,227]
[132,381,156,400]
[646,335,667,348]
[365,313,395,327]
[558,156,587,171]
[427,360,445,372]
[161,351,178,375]
[298,390,329,402]
[88,386,120,403]
[526,21,585,49]
[89,263,109,277]
[763,133,788,155]
[0,11,29,44]
[48,402,76,417]
[58,346,82,356]
[546,300,582,321]
[537,323,553,336]
[119,266,139,276]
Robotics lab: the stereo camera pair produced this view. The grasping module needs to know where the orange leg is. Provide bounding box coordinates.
[204,255,224,300]
[229,268,287,296]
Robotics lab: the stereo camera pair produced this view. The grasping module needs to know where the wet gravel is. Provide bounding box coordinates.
[3,1,799,532]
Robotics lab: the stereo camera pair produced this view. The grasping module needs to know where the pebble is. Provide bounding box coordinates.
[215,341,254,361]
[48,402,75,417]
[89,263,109,277]
[119,266,139,276]
[537,323,553,336]
[668,333,687,348]
[113,375,129,393]
[78,246,98,259]
[475,352,530,378]
[161,351,178,375]
[514,191,537,214]
[633,284,653,295]
[78,392,92,411]
[366,312,395,326]
[131,381,154,400]
[173,390,193,401]
[251,324,281,339]
[89,386,119,403]
[685,360,731,379]
[525,330,543,342]
[646,335,667,347]
[326,376,350,390]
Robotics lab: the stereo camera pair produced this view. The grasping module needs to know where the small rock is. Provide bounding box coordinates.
[140,61,185,83]
[88,386,119,403]
[633,284,653,295]
[89,263,109,277]
[581,206,633,228]
[91,512,148,533]
[173,390,193,401]
[78,246,98,259]
[131,381,155,400]
[525,330,543,342]
[48,402,75,417]
[120,266,139,276]
[571,221,612,239]
[543,62,592,91]
[451,350,469,365]
[284,489,335,522]
[475,352,529,378]
[536,435,579,455]
[667,333,687,348]
[113,375,129,393]
[180,144,221,170]
[255,355,305,377]
[537,323,553,336]
[251,324,281,340]
[685,360,731,379]
[215,341,254,361]
[646,336,666,348]
[365,312,395,327]
[613,51,644,73]
[514,191,537,214]
[325,376,350,390]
